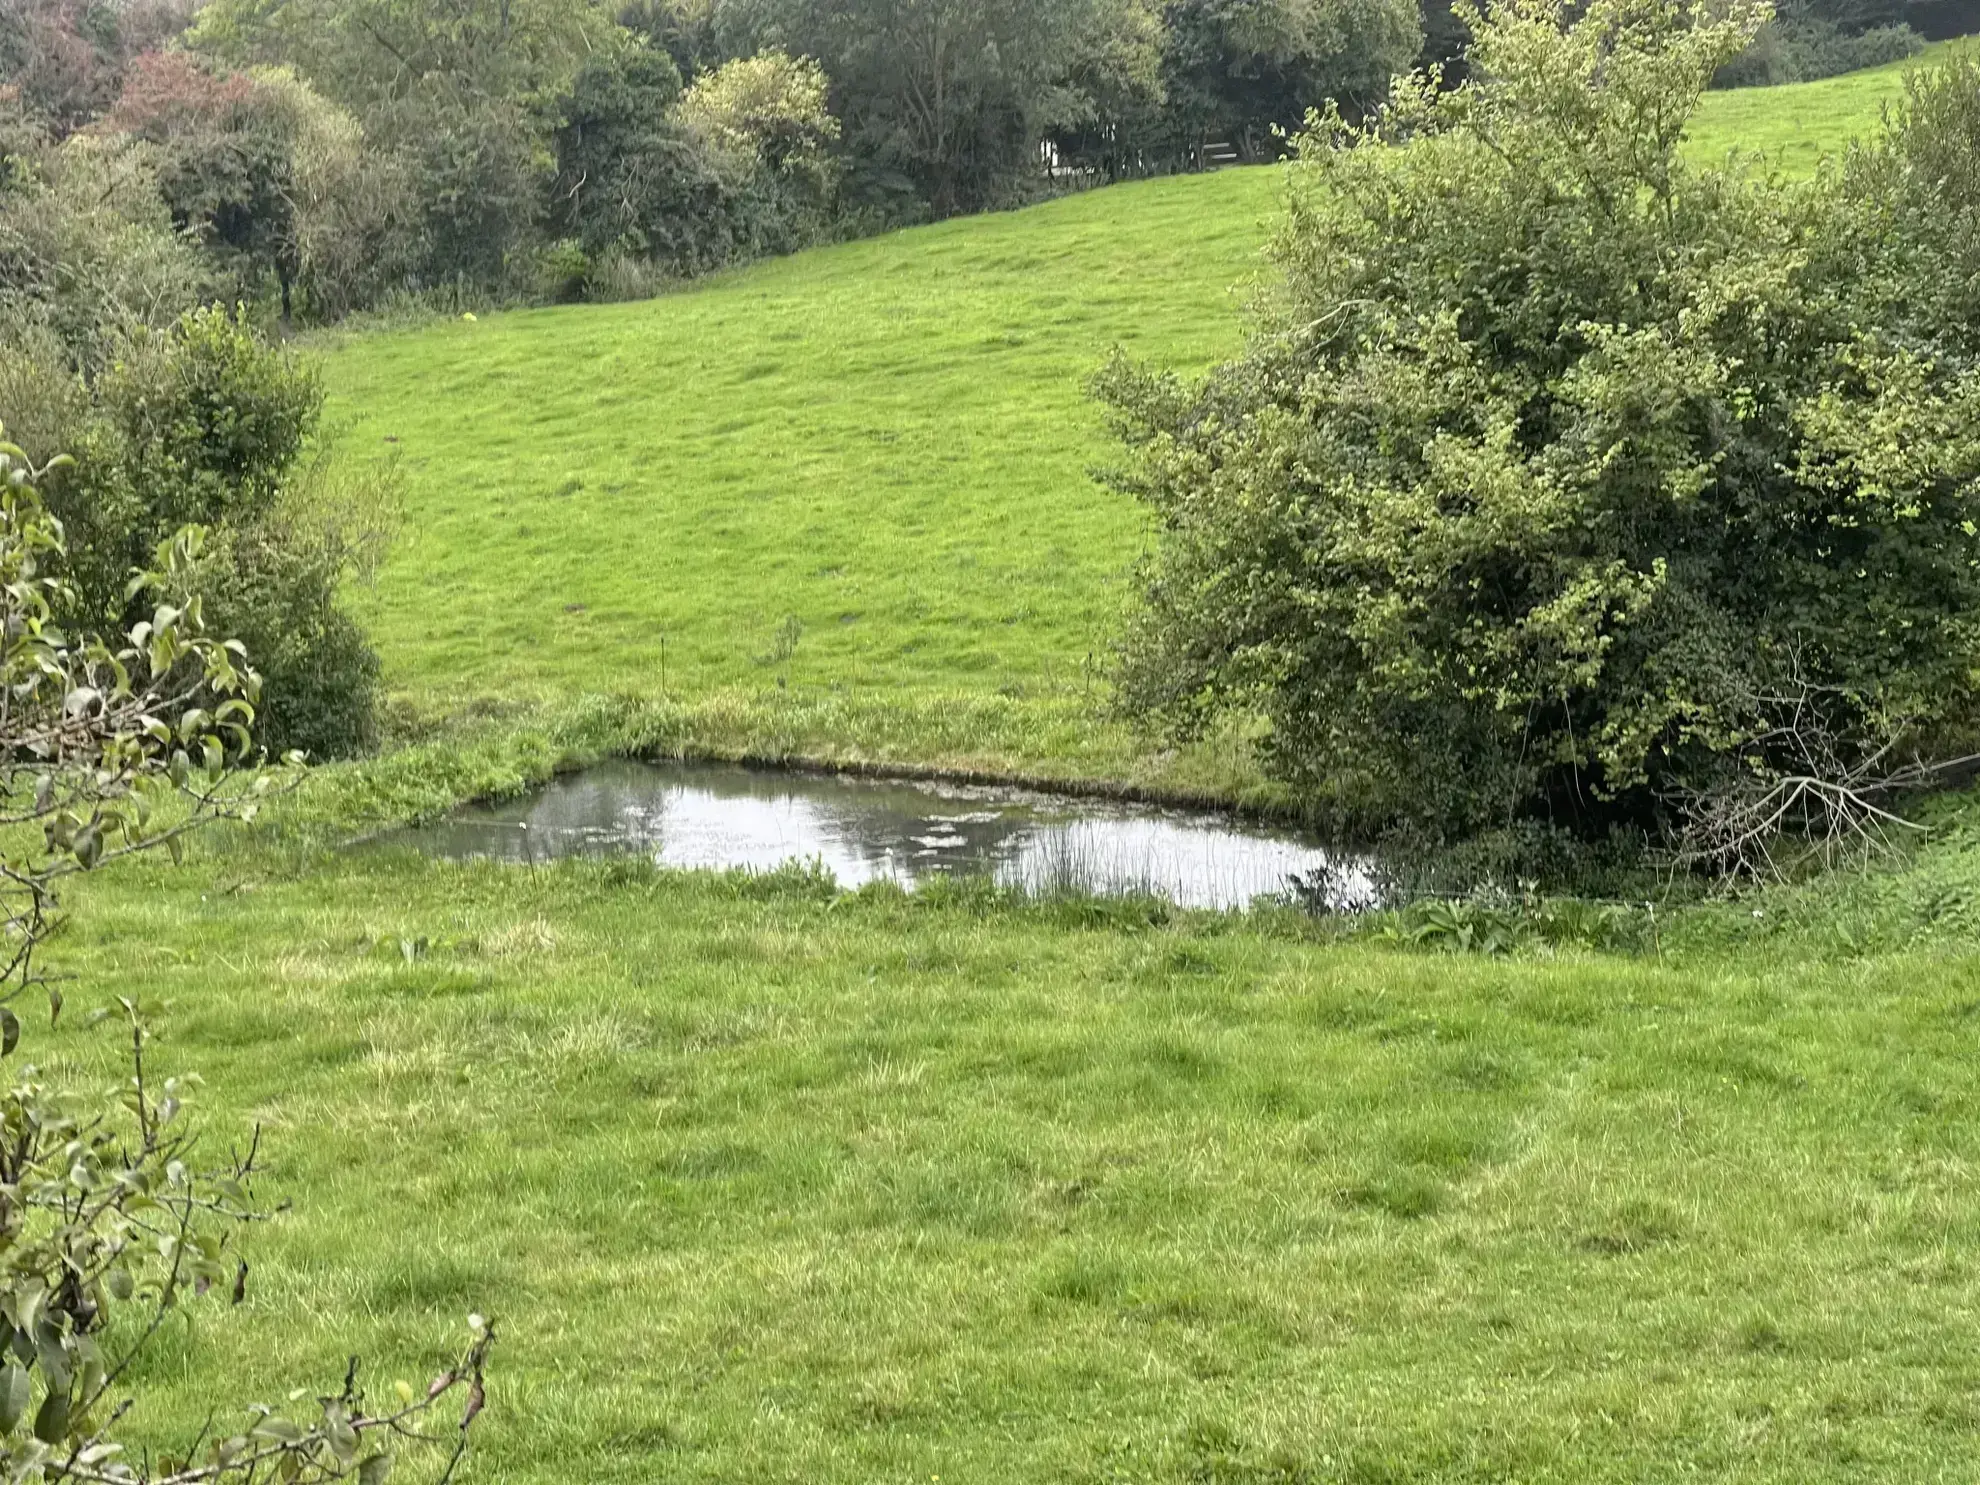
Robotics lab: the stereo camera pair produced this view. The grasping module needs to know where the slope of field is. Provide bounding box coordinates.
[325,54,1935,785]
[1685,41,1965,171]
[329,168,1277,785]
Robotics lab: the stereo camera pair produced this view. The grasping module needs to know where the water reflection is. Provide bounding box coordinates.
[376,759,1355,910]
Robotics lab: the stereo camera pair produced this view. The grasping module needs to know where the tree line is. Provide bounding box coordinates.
[0,0,1445,337]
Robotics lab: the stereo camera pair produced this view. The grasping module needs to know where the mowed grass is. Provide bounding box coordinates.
[325,55,1935,786]
[57,847,1980,1483]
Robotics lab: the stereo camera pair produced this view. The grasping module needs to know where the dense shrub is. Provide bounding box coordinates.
[1158,0,1424,152]
[677,48,841,236]
[7,307,387,757]
[1841,47,1980,361]
[104,54,397,319]
[0,125,213,360]
[1098,0,1980,846]
[550,46,723,271]
[1714,12,1922,87]
[374,87,550,292]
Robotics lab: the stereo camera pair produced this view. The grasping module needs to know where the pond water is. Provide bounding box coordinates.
[375,759,1359,910]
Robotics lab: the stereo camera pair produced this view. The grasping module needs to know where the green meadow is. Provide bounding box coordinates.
[328,170,1281,792]
[59,839,1980,1484]
[54,52,1980,1483]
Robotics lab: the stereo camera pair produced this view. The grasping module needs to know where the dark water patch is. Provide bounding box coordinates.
[369,760,1362,912]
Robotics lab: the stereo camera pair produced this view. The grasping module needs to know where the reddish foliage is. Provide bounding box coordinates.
[0,0,195,134]
[106,49,258,139]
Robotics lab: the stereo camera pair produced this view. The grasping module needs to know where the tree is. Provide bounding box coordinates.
[188,0,620,288]
[717,0,1131,214]
[677,48,836,185]
[550,45,726,268]
[676,48,839,217]
[0,430,490,1480]
[0,0,192,136]
[1039,0,1167,180]
[1158,0,1421,158]
[1098,0,1980,861]
[14,308,387,758]
[249,65,417,322]
[105,53,298,313]
[187,0,617,115]
[0,127,212,361]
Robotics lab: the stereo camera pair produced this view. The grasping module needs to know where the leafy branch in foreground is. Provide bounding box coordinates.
[0,432,492,1483]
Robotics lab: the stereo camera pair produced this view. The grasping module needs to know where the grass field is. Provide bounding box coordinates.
[55,840,1980,1484]
[323,47,1957,792]
[328,170,1280,792]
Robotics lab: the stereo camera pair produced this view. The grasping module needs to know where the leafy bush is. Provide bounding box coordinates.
[104,55,403,320]
[1098,0,1980,851]
[11,308,388,758]
[197,460,392,760]
[677,49,841,237]
[551,45,730,272]
[1714,13,1922,88]
[373,87,549,292]
[0,127,213,362]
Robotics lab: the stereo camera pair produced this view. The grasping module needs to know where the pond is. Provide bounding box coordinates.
[374,759,1360,911]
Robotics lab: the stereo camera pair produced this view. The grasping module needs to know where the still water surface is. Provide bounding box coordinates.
[379,760,1350,910]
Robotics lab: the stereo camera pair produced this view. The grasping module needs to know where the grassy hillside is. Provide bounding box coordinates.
[325,51,1942,789]
[1684,41,1965,171]
[329,169,1280,789]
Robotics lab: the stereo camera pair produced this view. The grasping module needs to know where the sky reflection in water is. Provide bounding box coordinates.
[381,760,1354,910]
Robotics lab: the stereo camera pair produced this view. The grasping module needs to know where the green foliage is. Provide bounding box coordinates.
[0,129,213,362]
[188,0,616,116]
[104,56,397,321]
[197,476,391,760]
[0,435,490,1483]
[42,307,321,620]
[11,308,386,759]
[550,46,718,269]
[106,53,296,308]
[677,48,840,222]
[1841,45,1980,361]
[716,0,1148,213]
[1159,0,1423,148]
[1715,12,1922,87]
[1382,894,1655,954]
[373,89,551,293]
[1098,0,1980,842]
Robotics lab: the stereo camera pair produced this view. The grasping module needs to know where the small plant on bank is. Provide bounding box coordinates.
[0,434,489,1483]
